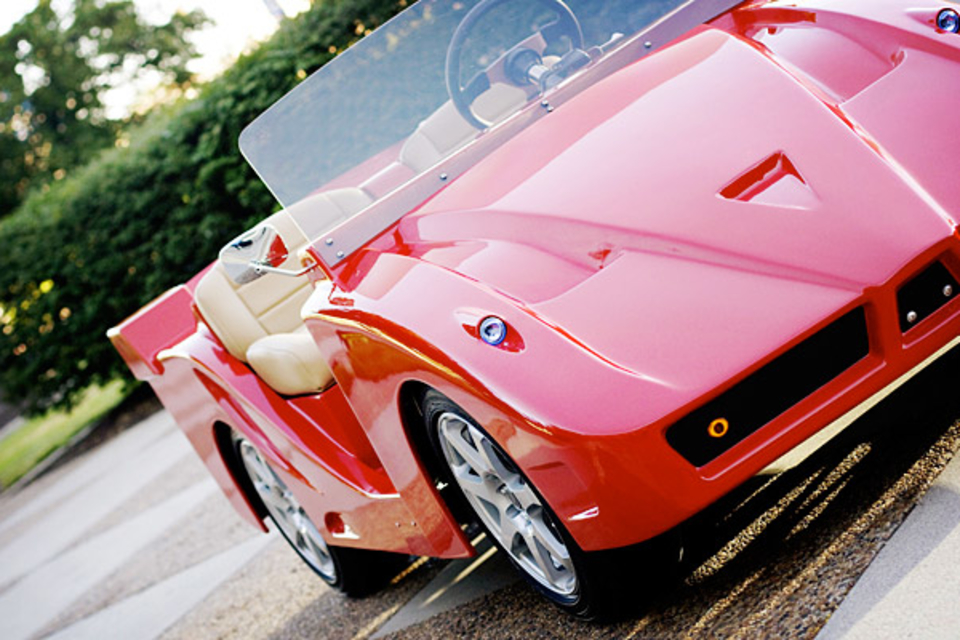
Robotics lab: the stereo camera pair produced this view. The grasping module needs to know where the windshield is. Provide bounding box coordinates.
[240,0,687,208]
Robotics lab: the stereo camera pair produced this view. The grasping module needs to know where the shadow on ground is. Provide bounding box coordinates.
[261,349,960,640]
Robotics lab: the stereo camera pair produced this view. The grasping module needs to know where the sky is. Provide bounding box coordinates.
[1,0,310,115]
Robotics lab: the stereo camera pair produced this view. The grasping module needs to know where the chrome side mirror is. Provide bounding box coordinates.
[219,224,309,284]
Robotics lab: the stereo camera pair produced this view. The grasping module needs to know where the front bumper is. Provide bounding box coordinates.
[537,244,960,551]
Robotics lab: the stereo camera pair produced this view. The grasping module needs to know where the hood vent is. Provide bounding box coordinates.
[720,151,819,210]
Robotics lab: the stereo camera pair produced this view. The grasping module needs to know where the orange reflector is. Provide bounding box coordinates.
[708,418,730,438]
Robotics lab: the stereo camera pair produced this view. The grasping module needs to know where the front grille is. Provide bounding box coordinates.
[666,308,870,467]
[897,261,958,332]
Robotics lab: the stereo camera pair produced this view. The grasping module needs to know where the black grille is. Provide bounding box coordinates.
[897,261,958,332]
[666,308,870,467]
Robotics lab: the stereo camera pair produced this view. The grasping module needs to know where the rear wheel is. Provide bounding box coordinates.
[423,390,681,619]
[235,434,406,596]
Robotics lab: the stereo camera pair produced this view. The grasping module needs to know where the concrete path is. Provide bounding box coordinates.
[0,412,242,640]
[0,400,22,433]
[44,535,273,640]
[0,411,516,640]
[816,452,960,640]
[0,415,24,438]
[0,406,957,639]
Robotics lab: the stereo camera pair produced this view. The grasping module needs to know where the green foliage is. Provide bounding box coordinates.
[0,0,406,414]
[0,0,209,216]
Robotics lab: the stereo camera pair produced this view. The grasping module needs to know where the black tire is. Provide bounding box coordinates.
[322,545,410,598]
[234,433,408,597]
[421,389,681,619]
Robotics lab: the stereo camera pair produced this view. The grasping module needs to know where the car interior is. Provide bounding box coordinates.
[193,80,531,396]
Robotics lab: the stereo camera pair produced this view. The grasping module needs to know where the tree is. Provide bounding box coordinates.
[0,0,407,415]
[0,0,208,217]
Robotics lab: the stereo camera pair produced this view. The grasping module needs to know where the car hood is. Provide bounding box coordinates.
[399,27,957,391]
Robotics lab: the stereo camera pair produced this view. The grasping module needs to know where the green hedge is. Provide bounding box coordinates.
[0,0,404,413]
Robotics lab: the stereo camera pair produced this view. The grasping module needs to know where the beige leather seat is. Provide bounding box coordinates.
[195,82,524,394]
[399,83,528,173]
[195,188,372,395]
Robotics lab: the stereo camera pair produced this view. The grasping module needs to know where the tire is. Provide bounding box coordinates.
[422,390,681,619]
[234,434,407,597]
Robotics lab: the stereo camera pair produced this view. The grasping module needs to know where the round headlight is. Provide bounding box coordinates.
[479,316,507,346]
[937,8,960,33]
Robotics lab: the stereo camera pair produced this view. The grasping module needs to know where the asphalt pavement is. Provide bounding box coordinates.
[0,391,957,639]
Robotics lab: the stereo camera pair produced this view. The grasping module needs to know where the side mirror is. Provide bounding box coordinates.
[219,224,309,284]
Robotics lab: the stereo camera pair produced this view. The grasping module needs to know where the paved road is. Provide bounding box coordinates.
[0,400,22,433]
[0,351,957,639]
[817,451,960,640]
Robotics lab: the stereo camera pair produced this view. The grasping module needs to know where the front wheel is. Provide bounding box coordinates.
[423,390,681,619]
[235,434,407,596]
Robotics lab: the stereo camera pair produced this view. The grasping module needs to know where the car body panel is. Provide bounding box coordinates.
[111,0,960,557]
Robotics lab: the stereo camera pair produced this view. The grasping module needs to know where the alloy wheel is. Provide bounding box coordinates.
[238,439,337,582]
[436,411,577,597]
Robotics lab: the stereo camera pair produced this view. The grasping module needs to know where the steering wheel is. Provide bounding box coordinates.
[445,0,585,130]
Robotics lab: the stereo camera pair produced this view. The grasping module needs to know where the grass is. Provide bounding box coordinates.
[0,380,127,489]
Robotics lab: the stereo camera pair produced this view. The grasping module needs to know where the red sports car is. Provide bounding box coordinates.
[109,0,960,618]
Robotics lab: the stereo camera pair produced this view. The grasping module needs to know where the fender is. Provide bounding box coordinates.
[303,251,692,550]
